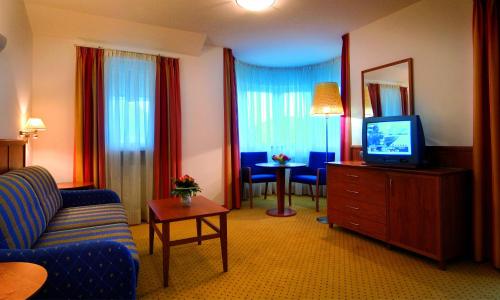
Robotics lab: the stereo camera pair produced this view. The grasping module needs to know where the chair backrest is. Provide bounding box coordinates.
[241,152,269,174]
[0,174,47,249]
[308,151,335,171]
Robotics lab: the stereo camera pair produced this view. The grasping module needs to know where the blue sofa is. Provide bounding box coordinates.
[0,166,139,299]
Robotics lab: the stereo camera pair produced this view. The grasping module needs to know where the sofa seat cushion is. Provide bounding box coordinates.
[47,203,128,232]
[34,223,139,264]
[0,174,47,249]
[9,166,63,224]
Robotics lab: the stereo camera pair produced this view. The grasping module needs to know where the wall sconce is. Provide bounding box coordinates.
[0,34,7,52]
[20,118,47,139]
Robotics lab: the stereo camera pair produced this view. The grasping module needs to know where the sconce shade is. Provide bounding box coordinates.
[0,34,6,52]
[311,82,344,116]
[24,118,47,131]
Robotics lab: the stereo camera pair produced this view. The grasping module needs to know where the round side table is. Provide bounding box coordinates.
[0,262,48,299]
[255,162,306,217]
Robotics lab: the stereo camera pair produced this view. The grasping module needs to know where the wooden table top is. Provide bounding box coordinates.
[57,181,94,190]
[148,195,229,222]
[327,161,468,175]
[0,262,47,300]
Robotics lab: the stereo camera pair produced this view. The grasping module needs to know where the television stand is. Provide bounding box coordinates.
[327,161,469,269]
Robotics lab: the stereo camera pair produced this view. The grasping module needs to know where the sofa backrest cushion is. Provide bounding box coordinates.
[0,174,47,249]
[9,166,63,223]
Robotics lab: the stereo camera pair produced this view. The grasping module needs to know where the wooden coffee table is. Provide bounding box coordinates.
[148,195,229,287]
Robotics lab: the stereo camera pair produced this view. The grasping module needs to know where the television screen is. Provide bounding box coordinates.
[366,121,412,156]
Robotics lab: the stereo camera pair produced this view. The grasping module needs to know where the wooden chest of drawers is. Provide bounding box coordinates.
[328,166,387,240]
[327,161,469,268]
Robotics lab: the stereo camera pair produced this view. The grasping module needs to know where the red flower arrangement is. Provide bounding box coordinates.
[172,174,202,197]
[272,153,291,165]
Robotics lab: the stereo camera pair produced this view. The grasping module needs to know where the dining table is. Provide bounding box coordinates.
[255,162,306,217]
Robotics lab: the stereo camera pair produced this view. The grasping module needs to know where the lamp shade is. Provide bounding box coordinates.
[311,82,344,116]
[24,118,47,131]
[0,33,6,52]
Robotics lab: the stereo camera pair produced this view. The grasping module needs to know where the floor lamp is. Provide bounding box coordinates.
[311,82,344,224]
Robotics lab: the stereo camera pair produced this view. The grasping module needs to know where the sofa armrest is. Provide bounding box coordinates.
[61,189,121,208]
[0,241,137,299]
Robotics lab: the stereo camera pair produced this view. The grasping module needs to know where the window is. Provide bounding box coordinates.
[104,51,156,151]
[236,59,341,163]
[103,50,156,225]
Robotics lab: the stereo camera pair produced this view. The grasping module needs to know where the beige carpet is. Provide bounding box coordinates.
[131,196,500,299]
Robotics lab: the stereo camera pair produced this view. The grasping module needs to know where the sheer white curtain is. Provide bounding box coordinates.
[236,59,341,197]
[104,50,156,225]
[380,84,403,116]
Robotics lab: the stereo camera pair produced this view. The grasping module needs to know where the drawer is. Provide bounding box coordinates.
[332,210,387,241]
[329,166,386,189]
[330,196,386,224]
[331,180,386,205]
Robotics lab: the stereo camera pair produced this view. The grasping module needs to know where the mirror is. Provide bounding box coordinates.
[362,58,413,118]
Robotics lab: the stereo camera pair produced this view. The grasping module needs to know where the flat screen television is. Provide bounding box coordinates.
[362,115,426,168]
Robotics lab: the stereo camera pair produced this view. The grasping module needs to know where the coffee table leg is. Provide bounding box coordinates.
[149,208,154,255]
[196,217,202,245]
[162,222,170,287]
[220,213,228,272]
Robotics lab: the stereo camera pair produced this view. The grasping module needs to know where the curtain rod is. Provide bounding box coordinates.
[73,43,180,59]
[236,57,340,70]
[365,80,408,87]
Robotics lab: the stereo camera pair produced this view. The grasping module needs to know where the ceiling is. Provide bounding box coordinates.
[25,0,420,67]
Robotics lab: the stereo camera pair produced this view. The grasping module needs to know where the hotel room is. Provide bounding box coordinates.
[0,0,499,298]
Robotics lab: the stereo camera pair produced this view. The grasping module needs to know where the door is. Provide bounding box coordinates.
[387,172,440,258]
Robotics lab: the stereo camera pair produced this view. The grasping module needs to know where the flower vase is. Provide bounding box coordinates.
[181,195,192,207]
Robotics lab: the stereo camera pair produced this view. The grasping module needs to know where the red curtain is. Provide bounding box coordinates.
[223,48,241,209]
[153,56,182,199]
[400,87,409,115]
[472,0,500,269]
[367,84,382,117]
[74,46,106,188]
[340,34,352,161]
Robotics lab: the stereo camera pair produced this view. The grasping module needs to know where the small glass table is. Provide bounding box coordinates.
[255,162,306,217]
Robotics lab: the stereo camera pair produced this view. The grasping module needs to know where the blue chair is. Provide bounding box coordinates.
[241,152,277,208]
[288,151,335,212]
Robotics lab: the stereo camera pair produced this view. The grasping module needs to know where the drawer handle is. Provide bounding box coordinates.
[345,205,360,210]
[349,221,360,226]
[345,189,359,194]
[346,174,359,178]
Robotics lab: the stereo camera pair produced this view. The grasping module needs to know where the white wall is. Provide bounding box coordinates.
[31,34,225,203]
[25,3,207,56]
[0,0,33,139]
[181,48,224,202]
[350,0,473,146]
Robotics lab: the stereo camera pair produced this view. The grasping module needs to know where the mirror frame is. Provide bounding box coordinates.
[361,58,414,118]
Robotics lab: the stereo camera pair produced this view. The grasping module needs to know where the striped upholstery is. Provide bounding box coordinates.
[0,174,47,249]
[9,166,63,224]
[47,203,128,232]
[34,223,139,263]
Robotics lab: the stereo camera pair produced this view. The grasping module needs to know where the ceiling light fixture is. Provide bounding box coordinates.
[236,0,276,11]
